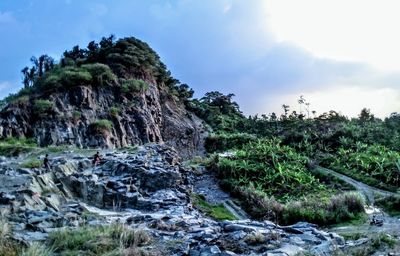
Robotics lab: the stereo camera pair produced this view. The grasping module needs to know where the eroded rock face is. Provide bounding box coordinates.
[0,84,206,158]
[0,144,346,255]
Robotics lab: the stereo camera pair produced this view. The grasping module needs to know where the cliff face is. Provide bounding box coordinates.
[0,37,207,158]
[0,83,206,158]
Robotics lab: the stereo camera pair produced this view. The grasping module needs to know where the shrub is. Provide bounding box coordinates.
[108,106,121,117]
[215,138,323,199]
[72,110,82,122]
[120,79,149,93]
[327,143,400,190]
[91,119,113,132]
[38,66,92,90]
[21,243,53,256]
[205,132,257,153]
[33,99,54,113]
[20,159,42,169]
[49,224,151,255]
[81,63,117,86]
[0,137,37,157]
[376,195,400,216]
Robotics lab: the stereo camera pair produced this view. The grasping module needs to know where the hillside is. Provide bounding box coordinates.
[0,36,206,158]
[0,36,400,255]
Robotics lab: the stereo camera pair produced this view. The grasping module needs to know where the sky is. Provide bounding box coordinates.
[0,0,399,117]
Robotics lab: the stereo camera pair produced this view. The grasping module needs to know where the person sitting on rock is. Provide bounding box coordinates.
[92,151,101,167]
[43,154,51,172]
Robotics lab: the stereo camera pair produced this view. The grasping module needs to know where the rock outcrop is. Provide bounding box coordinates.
[0,144,348,255]
[0,36,207,158]
[0,84,206,158]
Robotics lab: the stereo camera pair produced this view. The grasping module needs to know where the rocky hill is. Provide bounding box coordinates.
[0,37,206,158]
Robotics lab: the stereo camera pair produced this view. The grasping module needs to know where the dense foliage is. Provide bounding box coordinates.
[3,35,192,106]
[215,139,322,200]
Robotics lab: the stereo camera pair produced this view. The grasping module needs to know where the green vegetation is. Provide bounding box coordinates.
[326,143,400,191]
[0,137,37,157]
[34,99,54,114]
[120,78,149,93]
[191,194,237,221]
[90,119,113,132]
[48,224,152,256]
[215,139,322,200]
[376,195,400,216]
[205,132,257,153]
[20,158,42,168]
[108,106,121,117]
[2,35,192,111]
[72,110,82,121]
[21,243,54,256]
[0,216,22,256]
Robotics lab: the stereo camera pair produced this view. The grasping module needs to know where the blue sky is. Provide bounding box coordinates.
[0,0,399,117]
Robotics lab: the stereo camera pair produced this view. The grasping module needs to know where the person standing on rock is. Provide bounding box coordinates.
[43,154,51,172]
[92,151,101,167]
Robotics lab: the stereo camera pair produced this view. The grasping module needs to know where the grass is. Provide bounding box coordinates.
[120,79,149,94]
[0,215,22,256]
[21,243,54,256]
[375,195,400,216]
[335,233,400,256]
[48,223,152,255]
[0,137,37,157]
[223,181,366,226]
[91,119,113,132]
[20,158,42,168]
[33,99,54,114]
[191,194,237,221]
[108,106,121,117]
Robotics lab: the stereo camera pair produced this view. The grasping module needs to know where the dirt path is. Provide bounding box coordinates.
[315,166,398,204]
[315,167,400,237]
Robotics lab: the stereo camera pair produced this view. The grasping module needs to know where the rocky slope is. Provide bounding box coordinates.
[0,84,206,159]
[0,144,351,255]
[0,37,207,158]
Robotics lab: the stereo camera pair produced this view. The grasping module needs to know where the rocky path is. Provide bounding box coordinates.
[0,145,350,255]
[192,166,249,220]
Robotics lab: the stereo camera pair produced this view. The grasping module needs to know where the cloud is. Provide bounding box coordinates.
[0,0,399,117]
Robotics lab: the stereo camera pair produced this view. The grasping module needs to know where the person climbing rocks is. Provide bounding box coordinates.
[92,151,101,167]
[43,154,51,172]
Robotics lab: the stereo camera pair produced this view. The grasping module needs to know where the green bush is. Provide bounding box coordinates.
[91,119,113,132]
[0,138,37,157]
[215,138,323,199]
[81,63,117,86]
[205,132,257,153]
[108,106,120,117]
[376,195,400,216]
[34,99,54,113]
[120,79,149,93]
[72,110,82,121]
[225,182,365,225]
[48,224,151,255]
[327,143,400,190]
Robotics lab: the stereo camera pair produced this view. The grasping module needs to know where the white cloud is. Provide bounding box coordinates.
[266,0,400,71]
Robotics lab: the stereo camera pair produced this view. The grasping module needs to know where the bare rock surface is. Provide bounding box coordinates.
[0,144,347,255]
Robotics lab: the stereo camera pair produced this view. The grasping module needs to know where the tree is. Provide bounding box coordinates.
[359,108,374,122]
